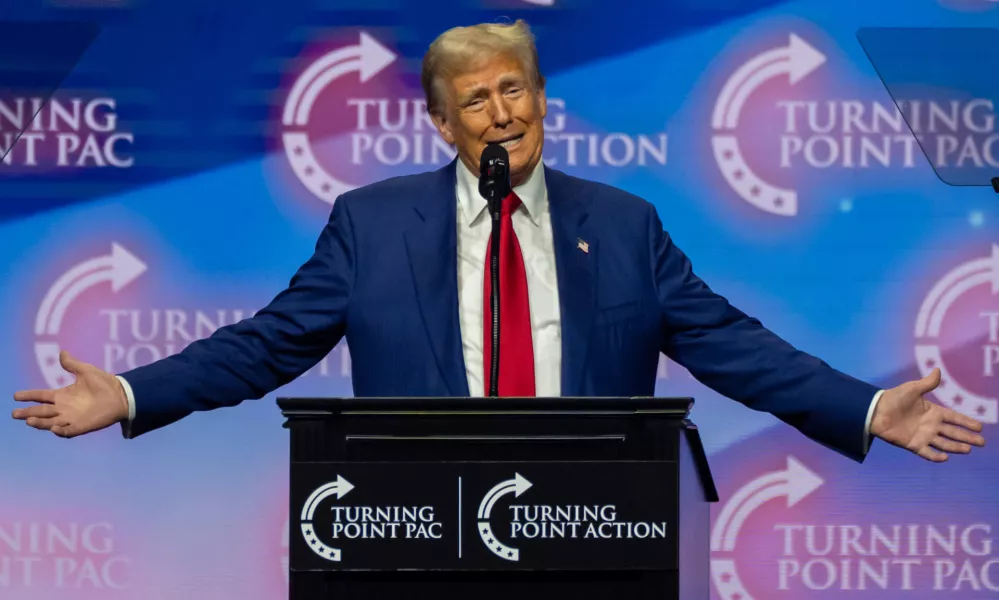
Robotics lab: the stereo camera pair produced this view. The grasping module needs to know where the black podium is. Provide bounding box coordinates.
[278,396,718,600]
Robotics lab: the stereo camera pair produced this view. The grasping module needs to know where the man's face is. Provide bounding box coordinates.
[430,53,547,187]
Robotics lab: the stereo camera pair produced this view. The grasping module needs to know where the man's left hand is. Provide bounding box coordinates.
[871,368,985,462]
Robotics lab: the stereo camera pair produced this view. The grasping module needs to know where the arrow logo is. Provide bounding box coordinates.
[34,242,147,388]
[282,32,397,206]
[710,457,822,600]
[914,244,999,423]
[301,475,355,562]
[477,473,532,562]
[711,34,827,216]
[710,456,822,553]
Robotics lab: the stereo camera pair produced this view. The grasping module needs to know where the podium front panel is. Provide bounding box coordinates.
[280,397,713,600]
[291,460,678,571]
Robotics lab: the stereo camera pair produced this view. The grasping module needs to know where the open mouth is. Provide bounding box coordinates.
[493,134,524,150]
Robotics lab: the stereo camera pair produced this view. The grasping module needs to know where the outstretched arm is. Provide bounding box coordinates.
[649,205,881,462]
[648,206,984,462]
[14,196,357,438]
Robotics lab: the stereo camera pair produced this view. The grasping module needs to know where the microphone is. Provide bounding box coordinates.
[479,143,511,398]
[479,142,512,214]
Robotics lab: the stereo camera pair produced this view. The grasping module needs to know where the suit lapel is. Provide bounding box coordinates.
[546,167,597,397]
[404,160,470,397]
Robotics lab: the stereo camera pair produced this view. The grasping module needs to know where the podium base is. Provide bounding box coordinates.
[292,571,679,599]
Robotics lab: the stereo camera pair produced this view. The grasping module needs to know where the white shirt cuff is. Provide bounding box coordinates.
[864,389,885,453]
[116,375,136,439]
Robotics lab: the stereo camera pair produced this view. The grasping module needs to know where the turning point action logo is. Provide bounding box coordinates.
[34,243,147,387]
[477,473,534,561]
[476,473,668,563]
[281,33,397,205]
[711,30,998,216]
[32,242,343,388]
[281,31,668,207]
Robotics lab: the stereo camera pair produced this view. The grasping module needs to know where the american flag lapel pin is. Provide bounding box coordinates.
[577,238,589,254]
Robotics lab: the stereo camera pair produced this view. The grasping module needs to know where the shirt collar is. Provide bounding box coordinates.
[456,155,547,228]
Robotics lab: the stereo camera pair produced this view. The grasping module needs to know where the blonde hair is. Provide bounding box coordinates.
[421,19,545,115]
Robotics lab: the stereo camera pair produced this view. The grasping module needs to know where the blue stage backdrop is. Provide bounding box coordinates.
[2,0,998,598]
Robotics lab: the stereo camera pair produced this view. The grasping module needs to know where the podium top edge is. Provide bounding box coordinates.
[276,396,693,416]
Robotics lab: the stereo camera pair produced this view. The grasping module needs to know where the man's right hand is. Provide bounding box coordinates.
[12,350,129,438]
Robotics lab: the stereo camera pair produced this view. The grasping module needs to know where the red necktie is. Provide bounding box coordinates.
[483,191,536,397]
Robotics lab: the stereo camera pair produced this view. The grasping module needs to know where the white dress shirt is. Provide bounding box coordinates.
[455,158,562,397]
[119,159,883,449]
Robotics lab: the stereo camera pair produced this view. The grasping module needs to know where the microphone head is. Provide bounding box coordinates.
[479,142,508,176]
[478,142,511,202]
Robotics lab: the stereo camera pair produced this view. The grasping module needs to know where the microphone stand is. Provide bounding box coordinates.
[479,144,510,399]
[487,193,501,398]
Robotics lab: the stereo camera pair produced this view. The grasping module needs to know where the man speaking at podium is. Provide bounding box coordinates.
[12,20,985,464]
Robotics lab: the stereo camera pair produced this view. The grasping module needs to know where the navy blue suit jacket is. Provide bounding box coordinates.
[120,159,878,461]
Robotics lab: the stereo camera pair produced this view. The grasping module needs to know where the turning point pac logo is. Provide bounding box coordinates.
[914,244,999,424]
[711,452,999,596]
[301,475,355,562]
[711,456,824,599]
[710,28,998,217]
[711,34,826,217]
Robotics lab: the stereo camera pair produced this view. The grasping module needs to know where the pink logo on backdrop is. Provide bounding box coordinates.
[280,32,401,207]
[0,518,131,595]
[914,244,999,425]
[277,30,667,209]
[710,456,825,599]
[710,454,999,598]
[0,94,134,173]
[33,243,148,387]
[708,28,998,217]
[31,241,345,387]
[710,34,828,217]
